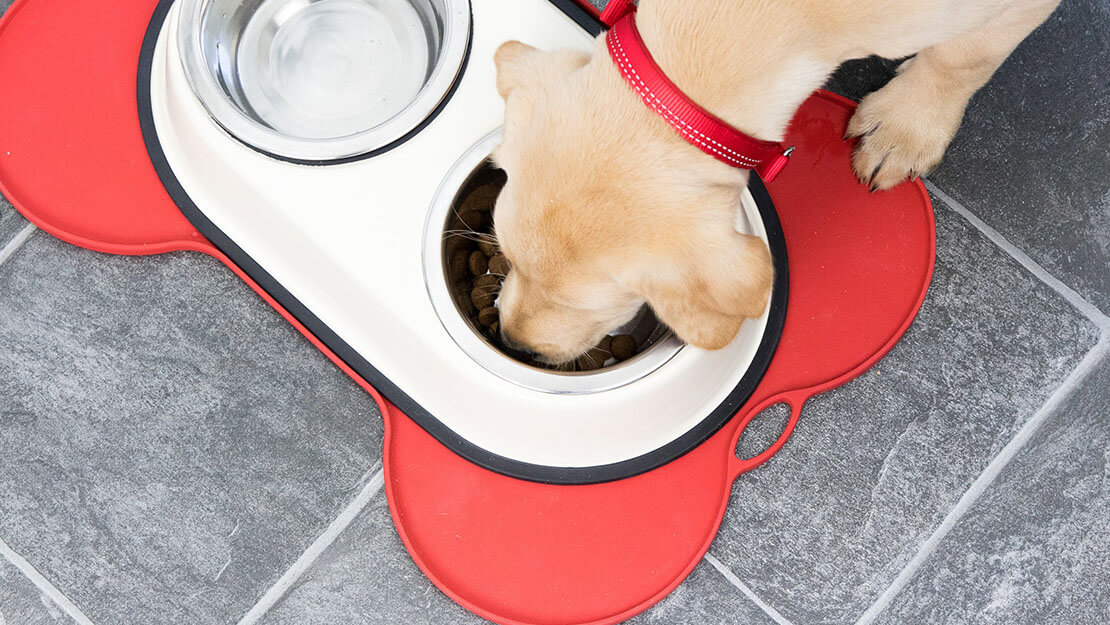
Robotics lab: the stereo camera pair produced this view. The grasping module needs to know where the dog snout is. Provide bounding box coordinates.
[499,325,535,358]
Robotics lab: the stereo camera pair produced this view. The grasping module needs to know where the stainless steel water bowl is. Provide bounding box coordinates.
[423,131,684,394]
[177,0,470,161]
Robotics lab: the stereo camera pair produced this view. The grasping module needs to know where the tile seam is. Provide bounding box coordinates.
[923,178,1110,331]
[0,536,97,625]
[703,552,797,625]
[235,461,386,625]
[852,334,1110,625]
[0,223,36,268]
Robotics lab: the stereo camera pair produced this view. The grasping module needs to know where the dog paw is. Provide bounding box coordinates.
[846,74,963,191]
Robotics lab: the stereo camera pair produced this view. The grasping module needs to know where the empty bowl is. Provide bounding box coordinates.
[176,0,470,161]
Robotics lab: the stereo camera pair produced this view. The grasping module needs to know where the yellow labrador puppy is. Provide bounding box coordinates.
[493,0,1061,364]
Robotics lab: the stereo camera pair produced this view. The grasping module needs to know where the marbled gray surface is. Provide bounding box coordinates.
[928,0,1110,314]
[0,556,75,625]
[0,233,383,625]
[710,199,1101,625]
[874,354,1110,625]
[0,193,28,248]
[626,562,780,625]
[257,495,485,625]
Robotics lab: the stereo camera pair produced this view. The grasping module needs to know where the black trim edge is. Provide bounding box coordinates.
[546,0,605,36]
[136,0,789,485]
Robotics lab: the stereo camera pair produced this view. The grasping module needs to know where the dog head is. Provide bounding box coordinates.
[492,41,773,365]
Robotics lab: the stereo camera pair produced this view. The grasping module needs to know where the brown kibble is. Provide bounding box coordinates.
[478,240,499,257]
[489,320,499,335]
[474,273,501,291]
[488,253,511,276]
[610,334,637,361]
[468,250,488,276]
[450,248,469,280]
[575,347,609,371]
[454,280,473,305]
[596,335,613,353]
[459,210,483,231]
[478,306,499,327]
[471,286,496,309]
[444,235,466,260]
[459,182,500,215]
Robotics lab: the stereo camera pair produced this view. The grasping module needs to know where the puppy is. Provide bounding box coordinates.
[493,0,1061,364]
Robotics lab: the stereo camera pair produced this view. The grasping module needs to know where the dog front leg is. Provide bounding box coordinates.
[846,0,1062,191]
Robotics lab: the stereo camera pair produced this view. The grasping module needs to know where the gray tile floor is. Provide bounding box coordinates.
[1,1,1107,624]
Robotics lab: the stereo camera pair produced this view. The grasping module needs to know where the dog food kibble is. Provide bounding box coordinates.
[596,335,613,354]
[450,248,470,281]
[575,347,610,371]
[458,182,500,215]
[610,334,638,361]
[459,210,484,231]
[444,235,465,260]
[468,250,489,276]
[488,253,511,276]
[478,240,499,257]
[478,306,499,327]
[446,165,649,373]
[474,273,501,291]
[471,286,496,310]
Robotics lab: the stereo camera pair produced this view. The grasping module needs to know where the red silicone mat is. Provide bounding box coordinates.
[0,1,935,624]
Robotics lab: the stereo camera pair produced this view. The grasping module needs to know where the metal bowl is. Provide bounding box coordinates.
[423,130,685,395]
[176,0,470,161]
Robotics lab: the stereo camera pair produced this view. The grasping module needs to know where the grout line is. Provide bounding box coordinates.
[923,179,1110,331]
[0,537,97,625]
[704,552,797,625]
[236,462,386,625]
[854,334,1110,625]
[0,222,36,268]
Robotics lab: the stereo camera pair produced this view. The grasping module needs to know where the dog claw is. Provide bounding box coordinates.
[866,155,888,188]
[845,122,881,141]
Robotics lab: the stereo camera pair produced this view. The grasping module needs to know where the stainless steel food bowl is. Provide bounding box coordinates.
[423,130,684,394]
[177,0,470,161]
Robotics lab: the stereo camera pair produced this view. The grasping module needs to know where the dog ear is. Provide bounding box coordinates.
[641,234,773,350]
[494,41,542,99]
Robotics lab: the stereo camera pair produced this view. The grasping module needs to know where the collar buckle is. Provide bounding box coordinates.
[599,0,637,26]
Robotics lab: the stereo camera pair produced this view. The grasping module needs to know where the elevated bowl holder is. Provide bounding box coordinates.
[0,1,935,624]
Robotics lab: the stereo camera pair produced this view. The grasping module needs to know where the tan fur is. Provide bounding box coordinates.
[493,0,1060,362]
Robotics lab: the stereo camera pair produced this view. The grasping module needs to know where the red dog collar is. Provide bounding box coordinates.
[600,0,794,181]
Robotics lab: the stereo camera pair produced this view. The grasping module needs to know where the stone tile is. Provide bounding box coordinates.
[710,199,1101,625]
[627,560,779,625]
[873,355,1110,625]
[258,494,487,625]
[0,557,76,625]
[261,492,776,625]
[0,233,383,625]
[929,0,1110,313]
[0,192,28,250]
